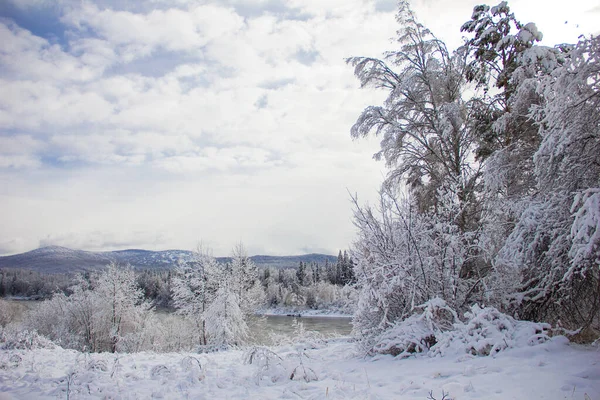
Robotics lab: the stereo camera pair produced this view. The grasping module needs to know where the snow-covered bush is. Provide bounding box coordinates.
[367,298,551,358]
[433,305,550,357]
[369,299,458,357]
[306,282,357,314]
[244,347,287,384]
[180,356,204,382]
[351,190,475,352]
[22,292,87,350]
[288,350,318,382]
[244,344,320,385]
[148,313,199,352]
[0,300,25,328]
[0,328,56,350]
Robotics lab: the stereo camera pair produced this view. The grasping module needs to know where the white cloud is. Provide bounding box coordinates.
[39,230,173,252]
[0,135,44,168]
[157,146,280,173]
[62,2,245,59]
[0,21,103,81]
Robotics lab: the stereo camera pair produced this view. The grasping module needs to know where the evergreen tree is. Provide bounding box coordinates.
[297,261,305,286]
[336,251,344,285]
[314,262,321,282]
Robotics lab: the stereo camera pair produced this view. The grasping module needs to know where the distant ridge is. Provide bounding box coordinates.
[0,246,337,274]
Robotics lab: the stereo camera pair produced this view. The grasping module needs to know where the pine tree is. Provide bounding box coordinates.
[314,262,321,282]
[297,261,305,286]
[336,251,344,285]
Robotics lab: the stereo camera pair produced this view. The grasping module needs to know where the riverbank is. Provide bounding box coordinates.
[1,334,598,399]
[256,307,353,318]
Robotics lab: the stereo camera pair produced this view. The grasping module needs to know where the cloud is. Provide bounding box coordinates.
[156,146,282,173]
[39,230,173,252]
[0,135,45,168]
[2,0,593,256]
[4,0,56,10]
[0,237,27,255]
[0,20,101,81]
[62,3,245,59]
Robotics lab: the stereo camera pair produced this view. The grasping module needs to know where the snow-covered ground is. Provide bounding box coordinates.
[1,335,598,399]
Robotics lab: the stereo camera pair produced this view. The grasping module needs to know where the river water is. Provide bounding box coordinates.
[249,315,352,344]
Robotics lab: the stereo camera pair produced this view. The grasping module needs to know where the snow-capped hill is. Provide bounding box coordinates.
[105,249,197,267]
[0,247,337,274]
[27,245,70,254]
[0,246,113,273]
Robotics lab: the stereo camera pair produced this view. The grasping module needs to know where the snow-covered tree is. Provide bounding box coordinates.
[347,2,483,348]
[204,278,249,347]
[460,2,565,274]
[94,263,149,352]
[228,243,265,317]
[171,248,220,346]
[494,35,600,331]
[336,250,355,285]
[347,2,480,231]
[24,264,151,352]
[296,261,306,286]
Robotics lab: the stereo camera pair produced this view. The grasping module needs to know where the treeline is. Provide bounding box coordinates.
[261,250,356,311]
[0,269,72,299]
[0,250,354,309]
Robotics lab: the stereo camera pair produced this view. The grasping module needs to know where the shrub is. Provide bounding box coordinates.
[368,298,552,358]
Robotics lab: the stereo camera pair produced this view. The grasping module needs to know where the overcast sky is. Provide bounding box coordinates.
[0,0,597,256]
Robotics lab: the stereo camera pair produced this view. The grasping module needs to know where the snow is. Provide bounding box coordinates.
[1,333,598,399]
[569,188,600,272]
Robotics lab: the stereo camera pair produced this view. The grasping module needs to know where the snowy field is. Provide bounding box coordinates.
[1,335,598,399]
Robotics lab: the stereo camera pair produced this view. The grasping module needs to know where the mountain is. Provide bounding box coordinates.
[0,246,337,274]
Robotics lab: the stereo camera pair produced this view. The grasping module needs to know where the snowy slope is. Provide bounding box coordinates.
[0,246,113,273]
[1,336,598,399]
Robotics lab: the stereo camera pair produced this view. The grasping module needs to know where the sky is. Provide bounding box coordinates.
[0,0,598,257]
